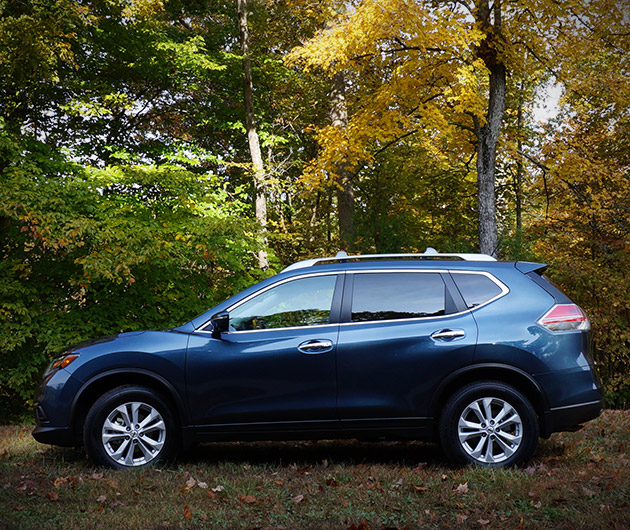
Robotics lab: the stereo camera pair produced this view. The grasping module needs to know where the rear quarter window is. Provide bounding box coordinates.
[452,273,503,309]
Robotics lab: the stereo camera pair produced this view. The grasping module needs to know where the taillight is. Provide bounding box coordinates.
[538,304,590,332]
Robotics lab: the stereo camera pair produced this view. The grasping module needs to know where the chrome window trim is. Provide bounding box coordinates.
[448,270,509,310]
[340,269,509,327]
[195,271,343,333]
[194,268,509,333]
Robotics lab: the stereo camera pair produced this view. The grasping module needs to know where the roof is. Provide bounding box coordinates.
[282,248,496,273]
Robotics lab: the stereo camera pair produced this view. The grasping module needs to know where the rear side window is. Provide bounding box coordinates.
[351,272,445,322]
[452,273,503,308]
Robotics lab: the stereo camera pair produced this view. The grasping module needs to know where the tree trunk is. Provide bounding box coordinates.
[474,0,506,257]
[237,0,268,269]
[515,100,523,233]
[329,71,354,251]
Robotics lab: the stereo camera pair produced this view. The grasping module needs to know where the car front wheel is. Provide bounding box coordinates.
[83,385,178,469]
[439,381,539,467]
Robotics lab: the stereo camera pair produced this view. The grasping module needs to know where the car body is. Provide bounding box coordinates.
[33,250,603,468]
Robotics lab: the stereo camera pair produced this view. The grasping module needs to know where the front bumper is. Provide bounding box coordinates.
[32,424,75,447]
[32,368,83,447]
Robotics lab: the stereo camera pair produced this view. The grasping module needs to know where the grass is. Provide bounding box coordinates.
[0,411,629,529]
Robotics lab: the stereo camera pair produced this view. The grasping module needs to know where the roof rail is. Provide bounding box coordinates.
[282,248,496,272]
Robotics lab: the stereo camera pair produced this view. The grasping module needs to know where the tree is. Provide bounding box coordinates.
[238,0,268,268]
[286,0,615,256]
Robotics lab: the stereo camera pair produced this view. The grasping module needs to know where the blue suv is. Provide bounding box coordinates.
[33,250,603,468]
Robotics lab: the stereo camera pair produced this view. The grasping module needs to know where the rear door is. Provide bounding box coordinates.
[336,270,478,431]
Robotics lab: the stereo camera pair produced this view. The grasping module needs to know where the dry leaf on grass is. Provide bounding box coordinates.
[240,495,257,504]
[46,490,59,501]
[454,482,469,494]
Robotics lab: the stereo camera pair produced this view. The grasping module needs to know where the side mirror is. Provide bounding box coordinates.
[210,311,230,339]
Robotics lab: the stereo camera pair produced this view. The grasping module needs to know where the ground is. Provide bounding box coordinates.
[0,411,629,529]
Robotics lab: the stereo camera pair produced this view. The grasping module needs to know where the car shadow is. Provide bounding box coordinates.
[181,439,447,467]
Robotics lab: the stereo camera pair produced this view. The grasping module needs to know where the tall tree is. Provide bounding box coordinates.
[472,0,505,255]
[238,0,268,268]
[330,71,354,250]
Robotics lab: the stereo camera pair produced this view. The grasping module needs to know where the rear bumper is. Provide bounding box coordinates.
[541,399,603,438]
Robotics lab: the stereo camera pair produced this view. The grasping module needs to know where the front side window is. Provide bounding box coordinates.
[351,272,445,322]
[229,275,337,331]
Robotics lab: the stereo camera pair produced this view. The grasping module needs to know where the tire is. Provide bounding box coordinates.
[83,385,178,469]
[439,381,539,467]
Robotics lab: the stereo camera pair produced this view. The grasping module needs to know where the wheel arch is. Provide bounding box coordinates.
[70,369,189,445]
[430,363,550,437]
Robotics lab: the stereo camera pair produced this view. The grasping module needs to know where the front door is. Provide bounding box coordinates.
[186,273,343,434]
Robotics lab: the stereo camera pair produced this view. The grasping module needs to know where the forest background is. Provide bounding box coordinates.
[0,0,628,418]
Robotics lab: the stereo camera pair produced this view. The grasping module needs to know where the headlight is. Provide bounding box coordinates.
[46,354,79,373]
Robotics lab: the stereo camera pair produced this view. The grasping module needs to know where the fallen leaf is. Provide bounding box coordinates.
[524,466,536,475]
[412,484,427,492]
[183,504,192,520]
[456,513,468,525]
[530,500,542,509]
[47,490,59,501]
[478,519,490,526]
[211,485,225,493]
[347,520,369,530]
[240,495,257,504]
[96,495,106,503]
[197,481,208,489]
[454,482,469,495]
[90,472,104,480]
[184,477,196,491]
[206,490,217,500]
[326,477,338,487]
[292,494,304,504]
[391,478,403,489]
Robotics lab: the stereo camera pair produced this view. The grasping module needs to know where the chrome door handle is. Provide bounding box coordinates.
[298,339,334,354]
[431,329,466,340]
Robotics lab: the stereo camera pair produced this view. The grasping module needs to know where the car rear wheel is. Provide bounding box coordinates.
[439,381,539,467]
[84,385,178,469]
